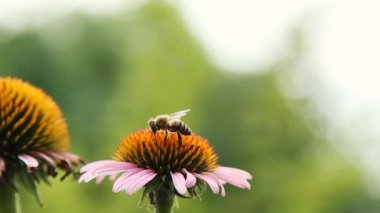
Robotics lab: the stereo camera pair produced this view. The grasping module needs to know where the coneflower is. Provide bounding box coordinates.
[80,129,252,213]
[0,77,82,212]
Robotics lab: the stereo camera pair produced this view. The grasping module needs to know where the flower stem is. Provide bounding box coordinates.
[153,188,175,213]
[0,182,21,213]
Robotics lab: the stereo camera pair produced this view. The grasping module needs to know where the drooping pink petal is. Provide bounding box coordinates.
[86,165,130,175]
[220,183,226,196]
[171,172,187,195]
[18,154,39,172]
[213,166,252,179]
[215,174,250,189]
[47,151,82,164]
[211,167,252,186]
[213,171,250,189]
[194,173,220,194]
[211,166,251,189]
[80,160,136,173]
[182,169,196,188]
[0,157,5,176]
[124,170,157,195]
[202,172,226,197]
[32,152,55,166]
[80,167,125,183]
[109,173,118,181]
[80,160,116,172]
[95,173,121,184]
[79,161,138,183]
[112,168,145,192]
[95,175,106,184]
[79,172,94,183]
[60,152,82,163]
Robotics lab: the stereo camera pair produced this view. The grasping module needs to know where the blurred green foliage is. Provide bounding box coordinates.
[0,2,378,213]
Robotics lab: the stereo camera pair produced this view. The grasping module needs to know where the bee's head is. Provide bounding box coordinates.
[155,116,169,129]
[148,119,157,133]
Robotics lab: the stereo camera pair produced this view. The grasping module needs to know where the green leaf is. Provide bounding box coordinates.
[138,187,151,207]
[18,171,43,207]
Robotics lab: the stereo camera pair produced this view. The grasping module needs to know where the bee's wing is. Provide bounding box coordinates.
[168,109,190,120]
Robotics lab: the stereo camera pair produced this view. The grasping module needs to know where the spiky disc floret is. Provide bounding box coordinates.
[0,77,69,153]
[113,129,218,174]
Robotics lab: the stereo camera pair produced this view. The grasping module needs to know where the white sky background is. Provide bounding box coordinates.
[0,0,379,190]
[176,0,380,188]
[176,0,380,191]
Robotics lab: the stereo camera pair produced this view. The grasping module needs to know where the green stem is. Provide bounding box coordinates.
[153,188,175,213]
[0,182,21,213]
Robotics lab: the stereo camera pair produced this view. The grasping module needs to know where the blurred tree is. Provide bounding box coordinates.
[106,2,211,136]
[197,73,379,213]
[0,14,125,158]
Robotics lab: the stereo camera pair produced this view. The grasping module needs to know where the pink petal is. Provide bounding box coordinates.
[95,173,119,184]
[124,170,157,195]
[79,172,94,183]
[171,172,187,195]
[18,154,39,171]
[95,175,106,184]
[80,167,124,183]
[217,175,250,189]
[60,152,81,163]
[220,184,226,196]
[203,172,226,196]
[213,166,252,179]
[194,173,220,194]
[0,157,5,176]
[80,160,136,173]
[79,161,137,183]
[211,167,251,189]
[182,169,196,188]
[112,168,145,192]
[80,160,116,172]
[47,151,81,164]
[109,173,119,181]
[32,152,55,166]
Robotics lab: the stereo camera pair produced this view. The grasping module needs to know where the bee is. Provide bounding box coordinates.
[148,109,192,145]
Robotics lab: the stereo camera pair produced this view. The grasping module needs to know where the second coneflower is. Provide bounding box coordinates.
[0,77,82,211]
[80,129,252,213]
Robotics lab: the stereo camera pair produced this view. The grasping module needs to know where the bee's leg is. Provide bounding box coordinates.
[177,132,183,146]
